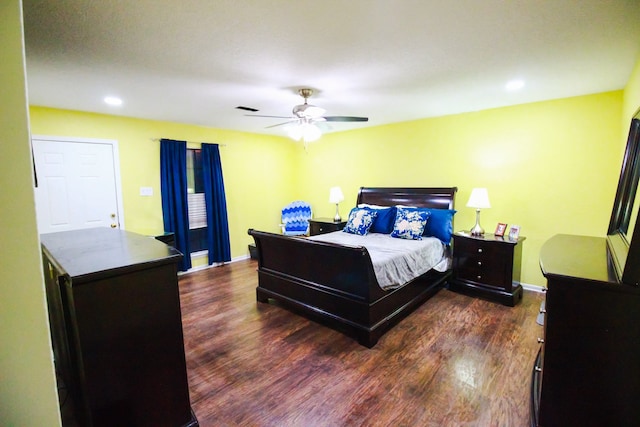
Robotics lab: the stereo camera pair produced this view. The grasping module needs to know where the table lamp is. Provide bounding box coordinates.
[466,188,491,235]
[329,186,344,222]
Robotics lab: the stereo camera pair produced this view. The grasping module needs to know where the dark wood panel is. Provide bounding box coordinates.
[535,234,640,426]
[42,228,196,427]
[179,259,544,426]
[356,186,457,210]
[450,233,524,306]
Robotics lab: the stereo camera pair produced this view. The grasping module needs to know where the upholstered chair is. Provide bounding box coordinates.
[281,201,312,236]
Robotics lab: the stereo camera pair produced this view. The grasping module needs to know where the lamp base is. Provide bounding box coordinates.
[470,209,484,235]
[334,203,341,222]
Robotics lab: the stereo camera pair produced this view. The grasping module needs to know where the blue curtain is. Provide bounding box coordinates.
[201,143,231,264]
[160,139,192,271]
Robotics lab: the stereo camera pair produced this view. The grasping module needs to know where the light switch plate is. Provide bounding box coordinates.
[140,186,153,196]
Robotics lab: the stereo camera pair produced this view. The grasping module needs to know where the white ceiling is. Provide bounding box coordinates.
[22,0,640,138]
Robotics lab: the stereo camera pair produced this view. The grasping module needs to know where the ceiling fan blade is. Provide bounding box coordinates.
[245,114,293,119]
[265,120,296,129]
[323,116,369,122]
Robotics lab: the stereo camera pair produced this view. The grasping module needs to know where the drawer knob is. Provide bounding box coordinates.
[476,275,482,280]
[534,366,542,373]
[540,309,546,314]
[477,261,482,266]
[477,248,483,253]
[537,338,544,344]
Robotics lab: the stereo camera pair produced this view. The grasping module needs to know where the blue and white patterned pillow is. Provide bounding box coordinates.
[390,207,430,240]
[343,208,378,236]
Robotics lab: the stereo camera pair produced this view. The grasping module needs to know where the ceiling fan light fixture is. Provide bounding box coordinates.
[301,122,322,142]
[287,124,303,141]
[287,120,322,144]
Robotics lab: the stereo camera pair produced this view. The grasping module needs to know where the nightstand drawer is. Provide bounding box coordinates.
[455,254,509,288]
[454,236,508,258]
[309,218,347,236]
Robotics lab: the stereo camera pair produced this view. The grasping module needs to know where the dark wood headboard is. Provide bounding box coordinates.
[356,187,458,210]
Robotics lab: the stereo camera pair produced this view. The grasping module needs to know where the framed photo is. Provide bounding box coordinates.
[494,223,507,237]
[508,225,521,240]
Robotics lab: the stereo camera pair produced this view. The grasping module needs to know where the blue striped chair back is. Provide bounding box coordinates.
[282,201,312,236]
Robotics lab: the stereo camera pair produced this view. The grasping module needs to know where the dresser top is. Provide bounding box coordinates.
[41,227,181,283]
[540,234,617,284]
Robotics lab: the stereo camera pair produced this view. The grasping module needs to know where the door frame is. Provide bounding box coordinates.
[31,135,126,230]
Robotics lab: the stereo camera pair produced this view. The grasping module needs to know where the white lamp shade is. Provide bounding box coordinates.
[466,188,491,209]
[329,186,344,204]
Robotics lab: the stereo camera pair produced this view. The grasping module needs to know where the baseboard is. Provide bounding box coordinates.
[179,253,250,275]
[521,282,546,293]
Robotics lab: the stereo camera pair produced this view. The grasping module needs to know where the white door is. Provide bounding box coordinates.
[32,136,125,234]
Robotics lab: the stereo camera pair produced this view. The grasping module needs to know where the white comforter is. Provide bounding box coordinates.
[308,231,449,291]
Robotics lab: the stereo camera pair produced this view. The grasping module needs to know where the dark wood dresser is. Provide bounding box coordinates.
[532,234,640,427]
[41,227,198,427]
[450,232,524,306]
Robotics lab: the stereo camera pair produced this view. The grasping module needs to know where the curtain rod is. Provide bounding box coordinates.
[151,138,226,146]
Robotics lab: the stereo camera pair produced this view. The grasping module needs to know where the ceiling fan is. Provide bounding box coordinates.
[245,88,368,142]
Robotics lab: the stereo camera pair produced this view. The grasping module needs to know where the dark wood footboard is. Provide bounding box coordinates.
[248,229,450,347]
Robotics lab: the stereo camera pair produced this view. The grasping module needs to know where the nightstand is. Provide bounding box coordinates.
[309,218,347,236]
[449,232,525,306]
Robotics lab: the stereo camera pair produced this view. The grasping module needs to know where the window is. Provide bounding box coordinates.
[186,149,207,253]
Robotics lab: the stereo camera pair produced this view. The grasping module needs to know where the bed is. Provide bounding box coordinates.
[248,186,458,347]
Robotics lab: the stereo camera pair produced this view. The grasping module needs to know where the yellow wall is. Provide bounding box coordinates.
[0,0,61,425]
[29,108,299,266]
[298,92,624,286]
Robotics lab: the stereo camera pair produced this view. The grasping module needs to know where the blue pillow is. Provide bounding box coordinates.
[398,207,456,244]
[424,208,457,244]
[343,208,378,236]
[362,206,397,234]
[390,208,430,240]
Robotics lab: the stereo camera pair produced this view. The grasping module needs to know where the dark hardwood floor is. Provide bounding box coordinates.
[179,259,544,427]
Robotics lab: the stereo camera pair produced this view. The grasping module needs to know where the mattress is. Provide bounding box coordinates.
[309,231,449,290]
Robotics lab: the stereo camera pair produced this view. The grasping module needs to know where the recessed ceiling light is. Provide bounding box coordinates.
[505,79,525,91]
[104,96,123,106]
